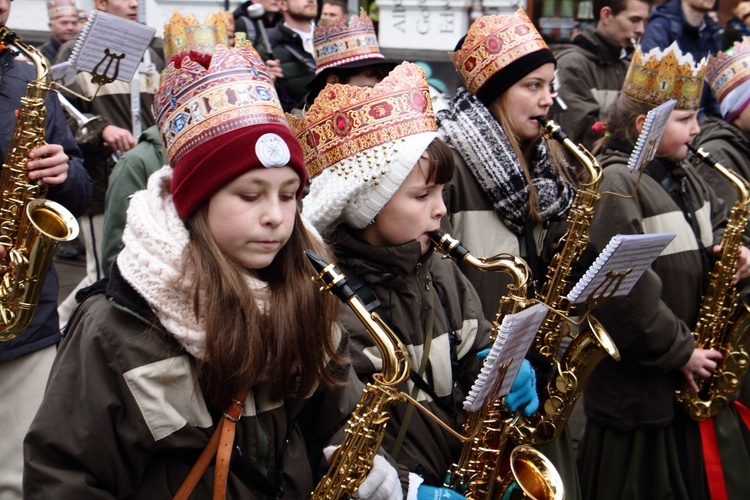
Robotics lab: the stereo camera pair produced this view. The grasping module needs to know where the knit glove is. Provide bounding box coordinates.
[323,446,402,500]
[504,359,539,417]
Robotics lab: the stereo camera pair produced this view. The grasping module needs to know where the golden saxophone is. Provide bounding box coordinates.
[511,118,619,445]
[305,251,411,499]
[430,232,564,500]
[0,28,79,341]
[675,145,750,421]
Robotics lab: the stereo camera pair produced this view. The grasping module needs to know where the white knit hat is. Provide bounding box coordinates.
[288,62,438,234]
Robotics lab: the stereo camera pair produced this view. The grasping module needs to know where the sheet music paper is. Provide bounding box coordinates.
[463,303,550,412]
[627,99,677,172]
[68,11,156,82]
[566,233,676,304]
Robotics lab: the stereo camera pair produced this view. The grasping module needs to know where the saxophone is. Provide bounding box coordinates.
[675,146,750,421]
[305,251,411,499]
[0,28,79,341]
[512,118,620,445]
[430,232,564,500]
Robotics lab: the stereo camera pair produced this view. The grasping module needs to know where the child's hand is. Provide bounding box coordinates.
[679,348,722,392]
[504,359,539,417]
[712,245,750,283]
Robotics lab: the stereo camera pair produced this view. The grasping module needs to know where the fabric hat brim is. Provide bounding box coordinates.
[305,58,400,90]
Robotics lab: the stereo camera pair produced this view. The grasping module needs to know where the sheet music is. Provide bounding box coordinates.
[567,233,676,304]
[463,303,549,412]
[627,99,677,172]
[69,11,156,82]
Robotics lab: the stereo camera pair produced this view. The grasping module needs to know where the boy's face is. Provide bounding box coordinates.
[656,109,700,162]
[358,155,446,256]
[321,3,346,23]
[207,165,300,270]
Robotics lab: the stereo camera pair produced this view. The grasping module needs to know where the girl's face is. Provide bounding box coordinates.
[656,109,700,162]
[503,62,556,141]
[207,166,300,270]
[358,154,446,256]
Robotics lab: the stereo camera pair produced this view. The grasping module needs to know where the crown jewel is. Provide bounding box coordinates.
[163,10,228,65]
[313,9,384,73]
[450,9,549,96]
[622,42,707,110]
[706,39,750,102]
[154,44,287,167]
[287,62,436,179]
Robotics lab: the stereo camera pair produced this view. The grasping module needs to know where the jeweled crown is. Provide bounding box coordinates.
[154,44,287,167]
[449,9,549,96]
[287,62,436,178]
[47,0,76,19]
[313,9,384,73]
[163,10,228,65]
[622,42,707,110]
[707,38,750,102]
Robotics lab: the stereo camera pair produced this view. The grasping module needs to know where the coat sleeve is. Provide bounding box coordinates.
[43,83,92,217]
[588,168,694,371]
[23,299,157,499]
[553,53,604,149]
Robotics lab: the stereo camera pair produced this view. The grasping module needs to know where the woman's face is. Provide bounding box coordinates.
[502,62,556,141]
[207,166,300,270]
[656,109,700,162]
[358,154,446,256]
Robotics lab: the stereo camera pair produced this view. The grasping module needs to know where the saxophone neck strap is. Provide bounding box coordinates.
[173,388,248,500]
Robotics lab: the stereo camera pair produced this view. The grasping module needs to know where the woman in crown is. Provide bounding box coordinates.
[437,10,585,499]
[578,41,750,499]
[23,38,395,498]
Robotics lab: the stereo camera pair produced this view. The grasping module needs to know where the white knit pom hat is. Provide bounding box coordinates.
[288,62,438,234]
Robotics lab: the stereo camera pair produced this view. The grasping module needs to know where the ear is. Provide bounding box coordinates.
[635,114,647,135]
[325,74,340,85]
[599,6,613,24]
[94,0,107,11]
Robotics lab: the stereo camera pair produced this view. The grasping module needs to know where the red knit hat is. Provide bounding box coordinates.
[154,42,305,220]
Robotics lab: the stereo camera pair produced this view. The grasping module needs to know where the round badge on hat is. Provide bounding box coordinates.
[256,133,291,168]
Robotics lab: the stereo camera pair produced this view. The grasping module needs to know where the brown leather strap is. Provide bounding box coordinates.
[173,390,248,500]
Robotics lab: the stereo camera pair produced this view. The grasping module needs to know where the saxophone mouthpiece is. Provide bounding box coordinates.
[304,250,356,303]
[428,230,471,261]
[535,116,569,142]
[687,143,718,168]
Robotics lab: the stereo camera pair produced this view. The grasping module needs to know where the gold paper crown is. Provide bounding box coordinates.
[154,44,286,166]
[163,10,229,64]
[622,42,707,110]
[47,0,77,19]
[313,9,384,73]
[449,9,549,97]
[706,38,750,102]
[287,62,437,179]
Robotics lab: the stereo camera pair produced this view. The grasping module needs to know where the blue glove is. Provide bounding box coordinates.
[476,348,491,361]
[504,359,539,417]
[417,485,467,500]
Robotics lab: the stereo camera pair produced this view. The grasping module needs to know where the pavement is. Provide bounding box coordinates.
[51,248,587,452]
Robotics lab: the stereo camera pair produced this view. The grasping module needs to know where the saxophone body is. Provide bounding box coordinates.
[430,233,564,500]
[0,28,79,341]
[675,146,750,421]
[512,118,620,445]
[305,251,410,499]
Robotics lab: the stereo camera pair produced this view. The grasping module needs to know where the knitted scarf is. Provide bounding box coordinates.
[116,166,269,360]
[437,87,575,234]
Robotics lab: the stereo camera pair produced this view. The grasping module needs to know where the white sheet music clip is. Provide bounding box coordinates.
[567,233,676,305]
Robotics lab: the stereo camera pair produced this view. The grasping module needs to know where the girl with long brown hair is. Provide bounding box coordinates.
[23,40,380,498]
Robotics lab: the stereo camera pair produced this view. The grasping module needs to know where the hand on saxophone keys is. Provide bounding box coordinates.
[680,348,722,393]
[26,143,69,185]
[714,244,750,283]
